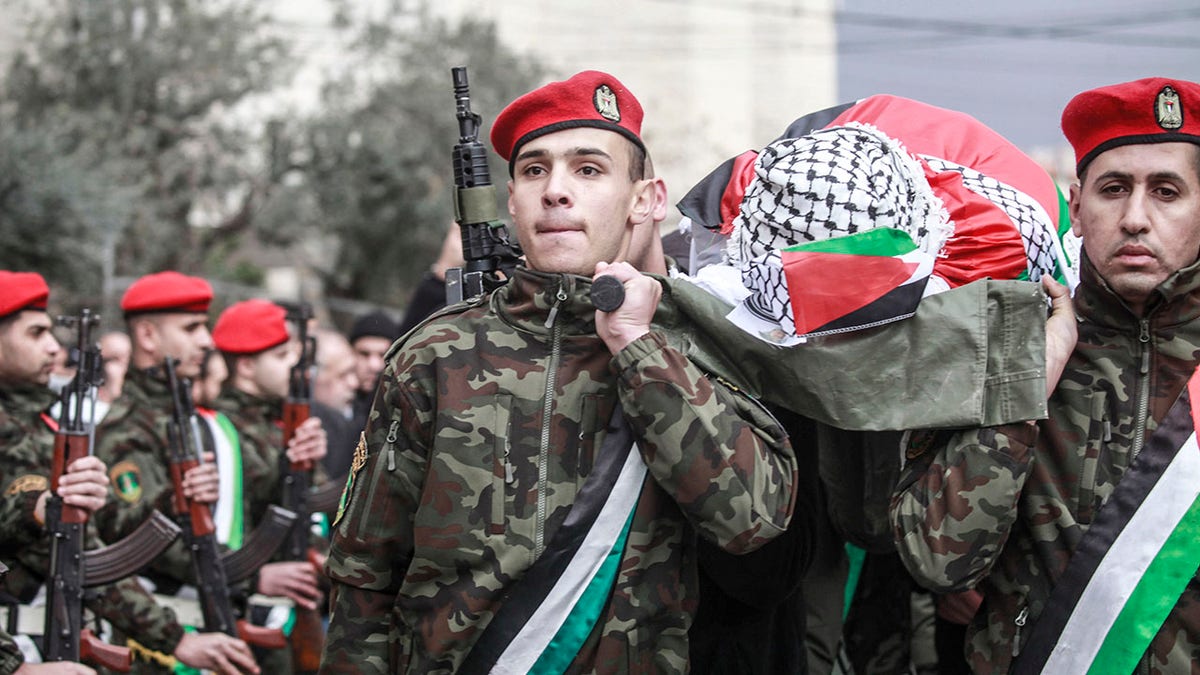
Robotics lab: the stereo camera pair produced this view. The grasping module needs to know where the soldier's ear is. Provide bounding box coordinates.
[130,317,156,354]
[1068,181,1084,238]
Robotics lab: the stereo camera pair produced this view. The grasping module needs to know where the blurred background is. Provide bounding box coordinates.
[0,0,1197,328]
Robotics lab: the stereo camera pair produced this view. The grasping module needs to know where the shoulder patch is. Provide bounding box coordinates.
[5,474,49,495]
[109,460,143,503]
[334,432,369,528]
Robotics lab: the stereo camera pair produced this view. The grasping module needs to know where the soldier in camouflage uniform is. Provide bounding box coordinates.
[322,71,797,674]
[892,78,1200,673]
[210,299,329,672]
[89,272,258,673]
[0,271,257,674]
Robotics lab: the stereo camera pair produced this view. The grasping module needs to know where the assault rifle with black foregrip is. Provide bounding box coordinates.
[446,65,524,304]
[43,309,182,671]
[163,357,293,650]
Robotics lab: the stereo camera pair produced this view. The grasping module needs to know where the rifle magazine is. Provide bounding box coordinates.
[83,511,182,587]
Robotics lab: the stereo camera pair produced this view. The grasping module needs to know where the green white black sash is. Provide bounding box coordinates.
[457,408,646,675]
[195,407,244,549]
[1014,370,1200,674]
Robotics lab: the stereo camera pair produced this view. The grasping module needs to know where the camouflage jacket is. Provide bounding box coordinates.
[93,367,199,589]
[211,387,289,527]
[0,627,21,675]
[211,386,329,550]
[323,267,797,674]
[0,383,184,655]
[892,253,1200,674]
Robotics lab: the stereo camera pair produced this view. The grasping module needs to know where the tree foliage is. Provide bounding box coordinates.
[1,0,292,305]
[268,4,544,307]
[1,0,543,314]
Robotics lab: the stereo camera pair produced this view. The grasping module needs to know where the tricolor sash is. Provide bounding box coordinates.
[195,407,244,549]
[457,408,647,675]
[1014,370,1200,674]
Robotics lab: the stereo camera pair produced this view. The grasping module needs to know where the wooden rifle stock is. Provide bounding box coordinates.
[164,358,287,650]
[80,628,132,672]
[281,306,325,674]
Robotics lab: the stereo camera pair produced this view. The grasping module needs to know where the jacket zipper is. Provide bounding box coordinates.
[535,282,568,558]
[1012,606,1028,658]
[385,419,400,471]
[1131,318,1151,459]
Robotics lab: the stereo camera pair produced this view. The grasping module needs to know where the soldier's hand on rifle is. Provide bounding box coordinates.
[34,456,110,524]
[15,662,98,674]
[257,560,323,610]
[180,453,221,505]
[286,416,327,465]
[593,261,661,355]
[173,631,259,675]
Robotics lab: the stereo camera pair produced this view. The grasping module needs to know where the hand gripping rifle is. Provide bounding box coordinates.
[446,66,524,304]
[278,305,332,675]
[163,358,294,650]
[43,310,182,671]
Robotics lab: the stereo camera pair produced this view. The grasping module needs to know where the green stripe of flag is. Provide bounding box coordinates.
[782,227,918,257]
[529,507,637,675]
[214,412,245,550]
[1089,490,1200,675]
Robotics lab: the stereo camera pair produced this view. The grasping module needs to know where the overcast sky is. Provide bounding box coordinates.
[837,0,1200,151]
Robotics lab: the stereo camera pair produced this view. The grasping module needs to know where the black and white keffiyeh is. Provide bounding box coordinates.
[727,124,951,336]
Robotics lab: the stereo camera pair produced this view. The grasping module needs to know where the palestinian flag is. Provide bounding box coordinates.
[780,228,933,336]
[678,94,1077,342]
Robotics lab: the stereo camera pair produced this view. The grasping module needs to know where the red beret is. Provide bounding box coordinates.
[490,70,645,168]
[121,271,212,316]
[1063,77,1200,174]
[0,271,50,319]
[212,299,289,355]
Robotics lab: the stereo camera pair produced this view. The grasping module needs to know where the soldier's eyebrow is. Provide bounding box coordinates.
[569,147,612,162]
[514,148,547,164]
[1093,169,1189,184]
[514,147,613,164]
[1092,170,1133,183]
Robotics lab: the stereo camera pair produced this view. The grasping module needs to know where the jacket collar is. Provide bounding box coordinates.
[495,267,600,338]
[1073,249,1200,330]
[217,385,281,419]
[0,381,58,417]
[123,365,174,406]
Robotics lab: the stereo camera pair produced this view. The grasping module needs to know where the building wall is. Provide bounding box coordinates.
[433,0,837,218]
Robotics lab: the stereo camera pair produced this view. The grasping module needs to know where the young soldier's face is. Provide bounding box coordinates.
[246,341,295,400]
[148,313,213,379]
[0,311,61,386]
[508,127,652,276]
[1071,142,1200,315]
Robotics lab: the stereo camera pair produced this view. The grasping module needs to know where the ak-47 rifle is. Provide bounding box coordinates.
[163,358,295,650]
[43,310,182,671]
[278,305,329,674]
[446,66,524,304]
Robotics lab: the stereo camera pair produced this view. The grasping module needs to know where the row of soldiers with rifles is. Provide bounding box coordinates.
[0,269,338,674]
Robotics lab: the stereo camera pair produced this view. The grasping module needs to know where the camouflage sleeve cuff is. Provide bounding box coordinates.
[0,639,22,675]
[134,606,185,655]
[12,489,45,543]
[94,578,185,655]
[609,331,671,375]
